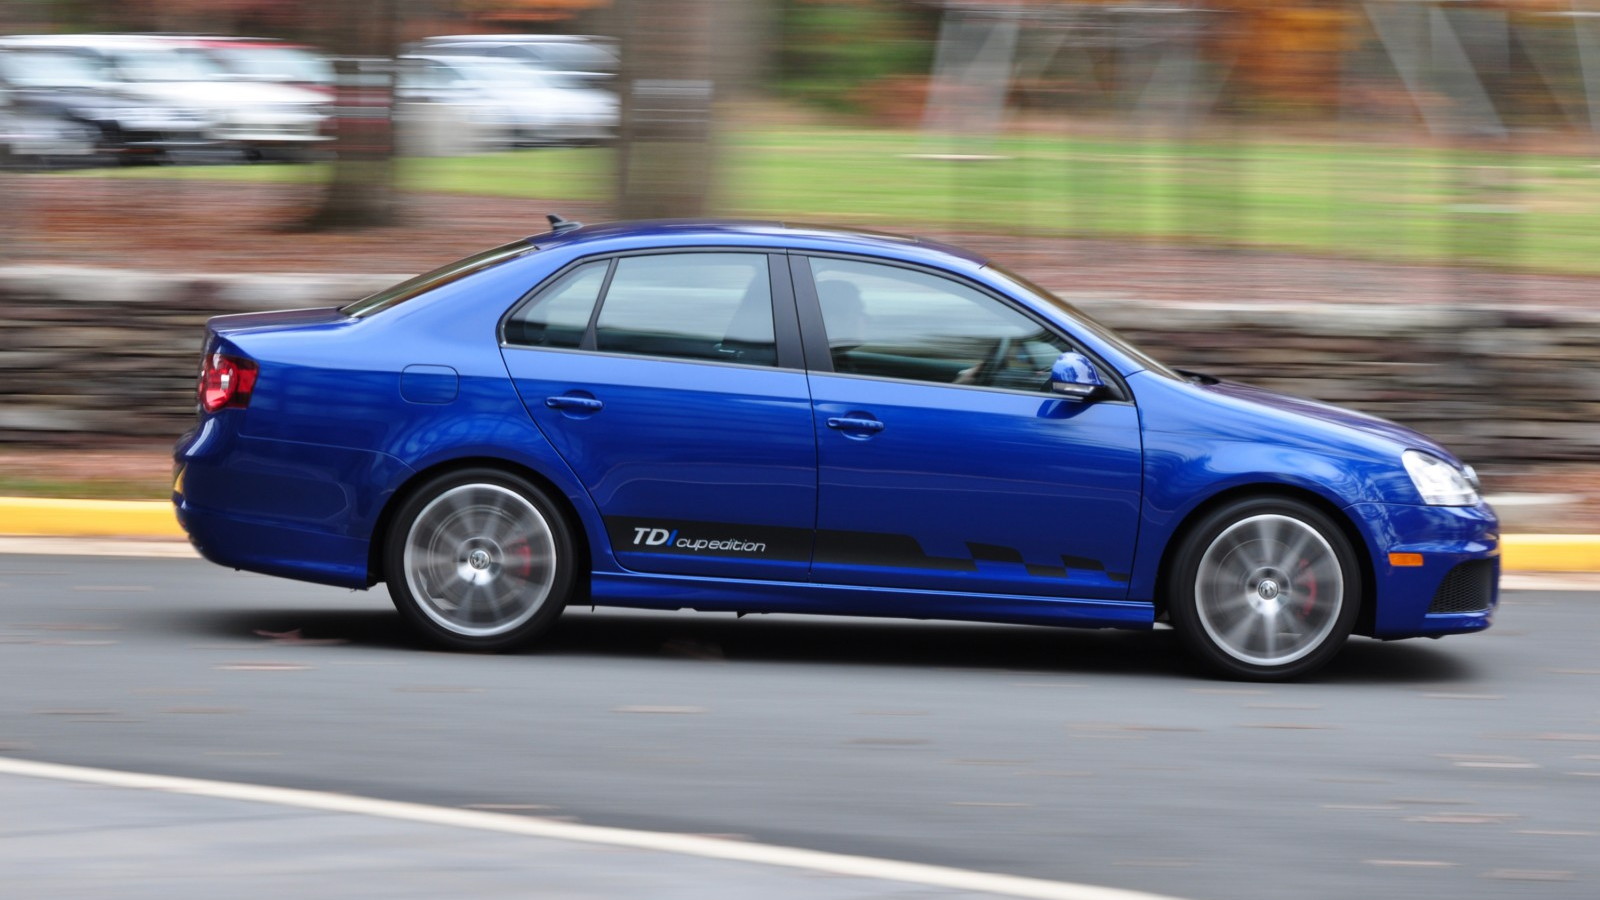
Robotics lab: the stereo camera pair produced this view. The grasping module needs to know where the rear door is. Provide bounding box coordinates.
[500,250,816,581]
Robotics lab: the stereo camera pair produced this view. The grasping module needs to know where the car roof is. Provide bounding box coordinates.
[532,219,990,267]
[184,37,314,50]
[400,54,527,69]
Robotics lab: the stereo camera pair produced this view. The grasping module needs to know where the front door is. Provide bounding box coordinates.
[799,255,1143,601]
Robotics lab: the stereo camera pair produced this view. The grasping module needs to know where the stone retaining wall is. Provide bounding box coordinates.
[1,266,1595,465]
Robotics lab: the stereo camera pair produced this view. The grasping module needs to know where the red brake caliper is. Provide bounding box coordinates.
[1297,558,1317,617]
[506,541,534,578]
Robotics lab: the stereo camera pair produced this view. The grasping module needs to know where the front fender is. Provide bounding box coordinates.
[1127,436,1389,603]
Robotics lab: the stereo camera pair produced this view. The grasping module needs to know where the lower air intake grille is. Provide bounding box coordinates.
[1428,559,1496,614]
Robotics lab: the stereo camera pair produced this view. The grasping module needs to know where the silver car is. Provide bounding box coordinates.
[0,35,328,157]
[397,54,616,148]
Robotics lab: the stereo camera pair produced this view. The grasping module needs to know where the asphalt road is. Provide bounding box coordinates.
[1,553,1597,900]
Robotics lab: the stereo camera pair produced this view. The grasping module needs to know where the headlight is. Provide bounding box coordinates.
[1402,450,1479,506]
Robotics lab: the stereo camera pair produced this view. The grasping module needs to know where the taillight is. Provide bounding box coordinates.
[198,353,258,413]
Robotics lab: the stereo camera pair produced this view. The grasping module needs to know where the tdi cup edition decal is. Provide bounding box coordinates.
[604,518,1127,582]
[606,518,812,561]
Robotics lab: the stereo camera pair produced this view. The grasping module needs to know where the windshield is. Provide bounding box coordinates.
[211,46,332,83]
[447,57,570,88]
[110,48,227,82]
[0,50,107,86]
[984,264,1184,381]
[537,43,616,72]
[341,242,534,318]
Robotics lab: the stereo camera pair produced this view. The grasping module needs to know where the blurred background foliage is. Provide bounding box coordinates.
[777,0,935,117]
[6,0,1600,255]
[7,0,1600,484]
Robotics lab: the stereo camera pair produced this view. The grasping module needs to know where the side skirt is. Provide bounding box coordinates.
[586,571,1155,630]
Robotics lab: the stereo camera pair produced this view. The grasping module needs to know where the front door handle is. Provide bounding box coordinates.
[826,416,884,433]
[546,395,604,411]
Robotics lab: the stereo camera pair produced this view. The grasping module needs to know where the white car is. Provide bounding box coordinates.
[407,34,616,89]
[397,54,616,148]
[0,35,328,156]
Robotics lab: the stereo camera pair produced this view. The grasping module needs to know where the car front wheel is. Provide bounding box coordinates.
[384,469,576,651]
[1168,497,1360,681]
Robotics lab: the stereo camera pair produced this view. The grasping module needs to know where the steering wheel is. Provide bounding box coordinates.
[977,336,1013,386]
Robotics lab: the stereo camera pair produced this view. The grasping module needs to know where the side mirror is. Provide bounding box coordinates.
[1049,351,1106,401]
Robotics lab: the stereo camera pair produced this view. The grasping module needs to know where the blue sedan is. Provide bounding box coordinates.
[173,218,1498,680]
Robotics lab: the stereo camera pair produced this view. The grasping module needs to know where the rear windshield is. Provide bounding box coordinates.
[341,242,534,318]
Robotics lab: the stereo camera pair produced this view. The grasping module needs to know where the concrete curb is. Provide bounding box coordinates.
[1,497,1598,573]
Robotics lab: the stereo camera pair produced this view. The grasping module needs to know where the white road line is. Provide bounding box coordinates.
[0,757,1187,900]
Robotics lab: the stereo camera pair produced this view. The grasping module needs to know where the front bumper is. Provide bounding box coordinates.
[1346,501,1500,639]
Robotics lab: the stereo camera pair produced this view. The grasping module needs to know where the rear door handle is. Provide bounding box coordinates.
[545,395,604,411]
[826,416,884,433]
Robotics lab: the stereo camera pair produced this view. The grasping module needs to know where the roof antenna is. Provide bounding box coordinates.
[546,214,583,234]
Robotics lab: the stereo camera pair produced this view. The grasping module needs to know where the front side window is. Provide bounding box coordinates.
[809,257,1074,392]
[594,253,776,366]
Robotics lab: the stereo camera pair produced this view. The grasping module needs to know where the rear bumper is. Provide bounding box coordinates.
[1348,501,1500,639]
[174,422,411,589]
[175,500,373,588]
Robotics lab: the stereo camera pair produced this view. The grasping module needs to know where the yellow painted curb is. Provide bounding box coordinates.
[0,498,183,538]
[0,497,1597,572]
[1500,534,1600,574]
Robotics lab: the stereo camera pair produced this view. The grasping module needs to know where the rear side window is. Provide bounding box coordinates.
[504,260,607,348]
[341,241,533,318]
[594,254,776,367]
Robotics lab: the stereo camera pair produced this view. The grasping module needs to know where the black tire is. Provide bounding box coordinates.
[383,468,577,651]
[1167,497,1361,681]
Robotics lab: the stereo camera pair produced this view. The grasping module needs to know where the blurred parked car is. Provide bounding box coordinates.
[397,54,616,148]
[0,41,210,163]
[406,34,616,89]
[0,98,97,168]
[0,35,328,159]
[171,36,334,97]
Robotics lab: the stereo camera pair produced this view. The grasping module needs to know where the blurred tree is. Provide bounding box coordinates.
[41,0,305,34]
[1205,0,1354,116]
[780,0,936,116]
[0,0,19,262]
[299,0,402,231]
[613,0,717,218]
[458,0,610,27]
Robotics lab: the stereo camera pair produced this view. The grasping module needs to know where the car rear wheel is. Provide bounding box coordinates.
[1168,497,1360,681]
[384,469,576,651]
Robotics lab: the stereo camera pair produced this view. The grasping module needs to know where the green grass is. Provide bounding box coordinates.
[0,476,169,501]
[64,125,1600,273]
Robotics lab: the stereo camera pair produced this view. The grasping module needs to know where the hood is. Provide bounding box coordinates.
[1206,380,1461,465]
